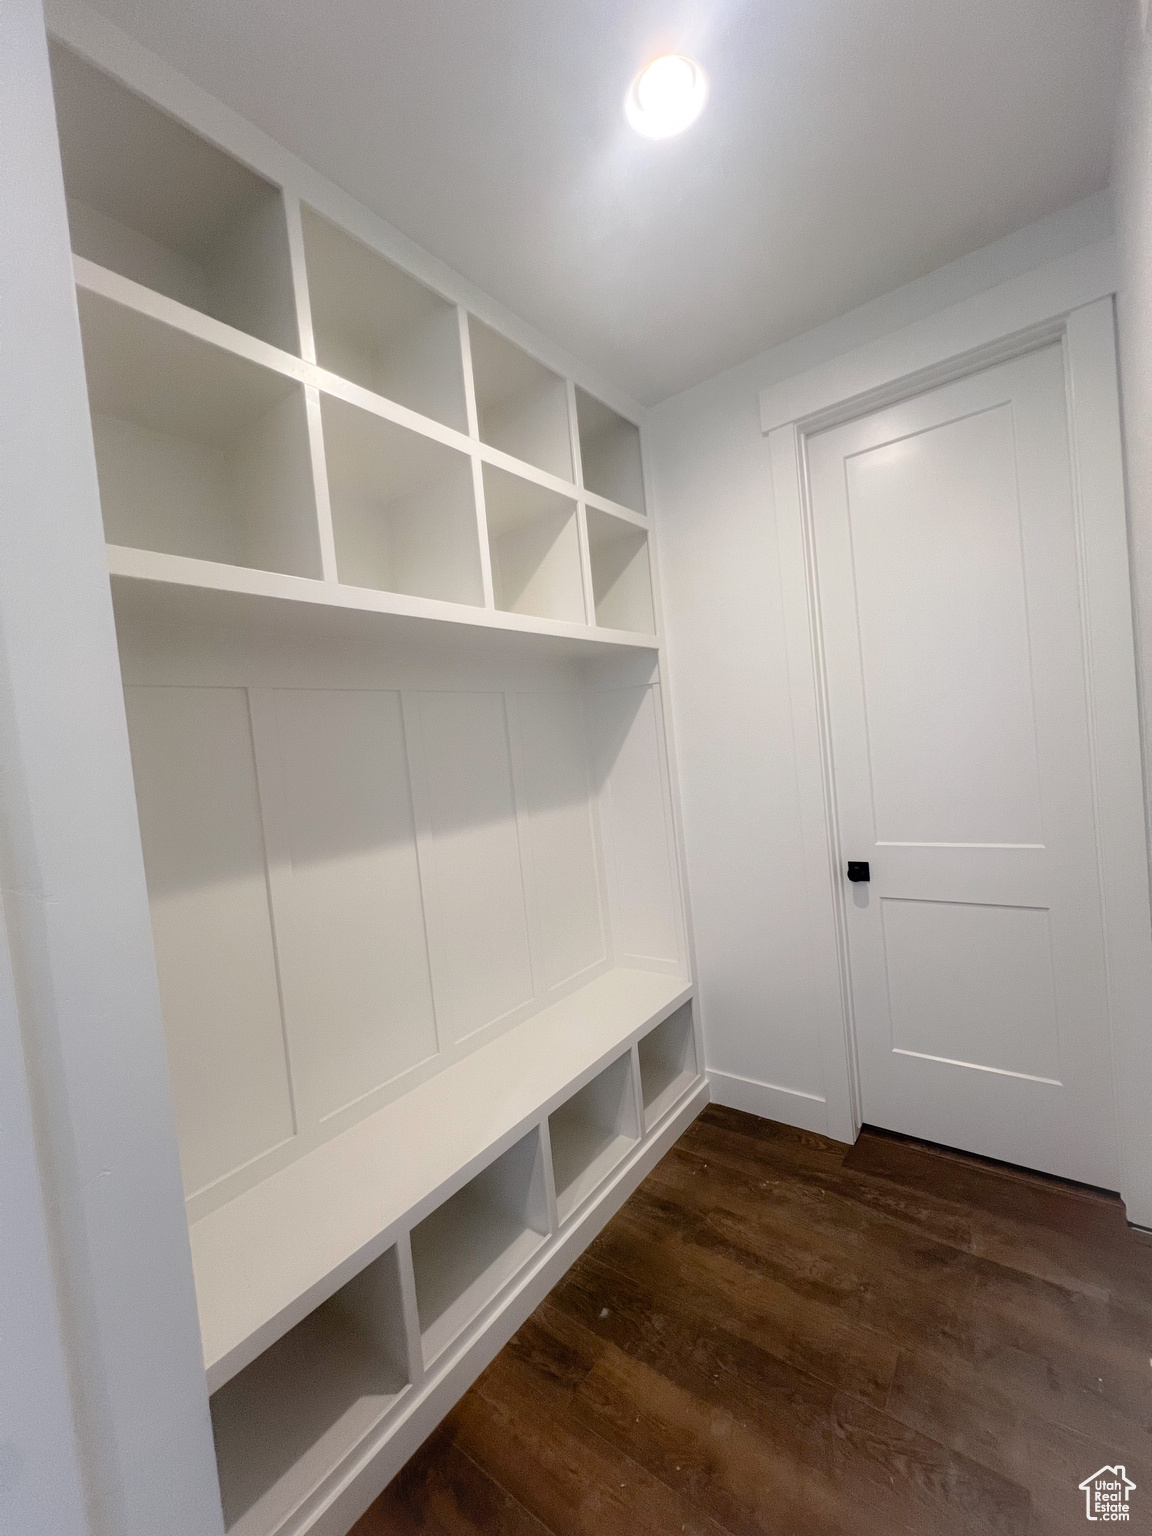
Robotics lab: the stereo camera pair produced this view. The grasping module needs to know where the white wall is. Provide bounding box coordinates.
[1114,1,1152,872]
[0,2,223,1531]
[646,190,1116,1136]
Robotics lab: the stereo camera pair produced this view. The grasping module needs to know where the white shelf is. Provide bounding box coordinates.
[587,507,657,634]
[482,463,584,623]
[106,544,660,660]
[575,388,647,515]
[301,206,468,432]
[469,318,573,480]
[320,391,483,604]
[548,1051,640,1225]
[190,967,691,1392]
[210,1249,409,1536]
[51,41,298,353]
[411,1130,549,1366]
[638,1003,699,1130]
[79,288,321,577]
[44,33,700,1535]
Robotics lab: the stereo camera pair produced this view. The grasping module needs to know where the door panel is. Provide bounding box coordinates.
[881,897,1061,1083]
[808,343,1119,1187]
[844,404,1044,847]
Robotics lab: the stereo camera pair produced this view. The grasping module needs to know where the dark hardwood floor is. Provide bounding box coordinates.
[352,1104,1152,1535]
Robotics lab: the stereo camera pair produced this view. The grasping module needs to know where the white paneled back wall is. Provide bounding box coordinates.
[120,611,684,1219]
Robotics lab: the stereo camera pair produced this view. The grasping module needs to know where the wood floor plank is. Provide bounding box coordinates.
[885,1344,1152,1499]
[358,1107,1152,1536]
[588,1192,902,1405]
[348,1425,556,1536]
[652,1139,1152,1432]
[452,1347,729,1536]
[547,1261,1030,1536]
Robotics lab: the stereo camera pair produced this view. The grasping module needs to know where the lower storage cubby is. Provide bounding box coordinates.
[411,1128,550,1368]
[548,1052,640,1224]
[637,1004,698,1130]
[210,1248,410,1536]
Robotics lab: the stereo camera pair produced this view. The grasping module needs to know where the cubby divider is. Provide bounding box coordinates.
[209,1246,410,1536]
[637,1005,698,1130]
[469,319,573,480]
[575,388,646,514]
[321,393,484,604]
[301,207,469,432]
[586,508,657,633]
[79,288,322,576]
[410,1128,550,1366]
[548,1053,640,1224]
[482,464,585,622]
[51,41,299,354]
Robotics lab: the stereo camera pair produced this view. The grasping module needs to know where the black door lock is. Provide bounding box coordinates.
[847,861,870,883]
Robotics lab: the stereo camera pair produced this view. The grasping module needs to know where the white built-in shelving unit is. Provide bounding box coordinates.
[49,29,704,1536]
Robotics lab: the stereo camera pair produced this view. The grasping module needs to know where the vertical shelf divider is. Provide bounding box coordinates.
[396,1234,427,1391]
[629,1042,647,1138]
[567,380,598,627]
[304,386,341,583]
[538,1116,561,1235]
[470,457,497,610]
[458,306,481,440]
[282,193,318,366]
[283,192,340,582]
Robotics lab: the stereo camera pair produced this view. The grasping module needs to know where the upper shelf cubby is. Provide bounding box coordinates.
[49,42,298,355]
[79,289,322,578]
[482,465,584,624]
[575,388,646,514]
[321,393,484,606]
[586,509,656,634]
[301,207,469,433]
[468,320,573,481]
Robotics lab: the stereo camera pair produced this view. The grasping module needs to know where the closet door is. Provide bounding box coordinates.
[808,343,1119,1187]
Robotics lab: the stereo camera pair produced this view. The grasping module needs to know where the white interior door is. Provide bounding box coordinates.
[807,342,1121,1188]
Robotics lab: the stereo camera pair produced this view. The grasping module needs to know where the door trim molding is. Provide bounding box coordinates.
[765,287,1152,1224]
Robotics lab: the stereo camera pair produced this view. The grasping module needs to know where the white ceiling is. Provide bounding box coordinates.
[81,0,1126,404]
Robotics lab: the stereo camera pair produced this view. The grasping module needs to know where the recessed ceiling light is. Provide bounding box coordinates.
[625,55,708,140]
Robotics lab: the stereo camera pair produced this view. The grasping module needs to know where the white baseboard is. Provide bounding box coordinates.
[706,1069,831,1136]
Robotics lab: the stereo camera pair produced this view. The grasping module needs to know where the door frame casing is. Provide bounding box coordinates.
[763,250,1152,1225]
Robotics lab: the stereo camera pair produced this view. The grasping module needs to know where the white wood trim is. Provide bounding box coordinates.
[74,253,311,385]
[1063,300,1152,1225]
[470,456,498,610]
[760,239,1117,432]
[105,545,662,655]
[766,287,1152,1216]
[280,192,317,366]
[582,485,651,522]
[579,498,650,533]
[768,422,861,1143]
[707,1069,829,1135]
[310,365,476,458]
[46,0,645,427]
[636,417,705,1071]
[192,968,693,1391]
[302,385,340,583]
[1,1,224,1527]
